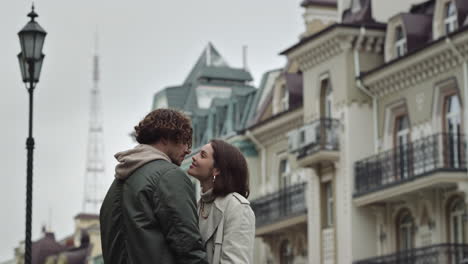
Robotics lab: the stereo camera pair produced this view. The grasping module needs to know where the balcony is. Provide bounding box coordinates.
[288,118,340,168]
[251,182,307,235]
[354,133,467,206]
[353,243,468,264]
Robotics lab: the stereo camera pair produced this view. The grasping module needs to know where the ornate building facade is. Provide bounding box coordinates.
[156,1,468,263]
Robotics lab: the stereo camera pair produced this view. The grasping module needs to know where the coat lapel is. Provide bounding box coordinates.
[202,205,223,247]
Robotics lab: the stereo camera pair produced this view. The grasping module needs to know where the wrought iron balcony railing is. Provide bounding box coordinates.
[288,118,340,159]
[353,243,468,264]
[251,182,307,228]
[354,133,466,197]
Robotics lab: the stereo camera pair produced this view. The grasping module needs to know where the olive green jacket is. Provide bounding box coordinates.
[100,144,207,264]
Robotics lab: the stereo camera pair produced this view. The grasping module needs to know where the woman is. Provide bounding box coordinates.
[187,139,255,264]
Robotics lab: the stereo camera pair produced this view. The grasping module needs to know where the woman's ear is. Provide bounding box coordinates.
[213,168,220,178]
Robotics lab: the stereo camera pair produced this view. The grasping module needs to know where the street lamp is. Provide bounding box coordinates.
[17,4,46,264]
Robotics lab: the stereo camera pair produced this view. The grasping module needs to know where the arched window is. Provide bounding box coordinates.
[444,94,462,168]
[395,26,407,58]
[445,1,458,34]
[395,115,410,179]
[279,240,294,264]
[397,210,415,251]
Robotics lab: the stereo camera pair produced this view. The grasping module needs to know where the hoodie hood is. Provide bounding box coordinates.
[114,144,171,180]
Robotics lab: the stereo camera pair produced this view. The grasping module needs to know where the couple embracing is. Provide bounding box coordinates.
[99,109,255,264]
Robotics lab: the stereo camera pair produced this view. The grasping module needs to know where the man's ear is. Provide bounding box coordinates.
[160,138,169,146]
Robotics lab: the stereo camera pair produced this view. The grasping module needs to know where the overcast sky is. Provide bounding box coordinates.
[0,0,423,261]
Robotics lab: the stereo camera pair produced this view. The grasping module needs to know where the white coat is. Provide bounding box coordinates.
[198,192,255,264]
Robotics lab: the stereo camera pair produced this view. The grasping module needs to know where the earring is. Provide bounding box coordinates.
[213,175,216,183]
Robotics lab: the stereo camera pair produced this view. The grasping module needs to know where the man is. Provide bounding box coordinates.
[100,109,207,264]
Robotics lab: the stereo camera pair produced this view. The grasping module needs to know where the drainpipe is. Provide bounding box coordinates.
[246,130,267,195]
[446,37,468,176]
[354,26,379,153]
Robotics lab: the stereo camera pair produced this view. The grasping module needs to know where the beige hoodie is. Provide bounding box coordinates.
[114,144,171,180]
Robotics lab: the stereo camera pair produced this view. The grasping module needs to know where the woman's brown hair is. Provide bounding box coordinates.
[210,139,250,198]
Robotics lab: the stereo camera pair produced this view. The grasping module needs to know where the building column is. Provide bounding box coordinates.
[306,167,321,264]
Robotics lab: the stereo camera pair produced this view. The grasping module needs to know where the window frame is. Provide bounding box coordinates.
[444,1,458,34]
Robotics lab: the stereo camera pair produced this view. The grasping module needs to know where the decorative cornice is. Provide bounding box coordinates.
[362,34,468,98]
[287,27,385,71]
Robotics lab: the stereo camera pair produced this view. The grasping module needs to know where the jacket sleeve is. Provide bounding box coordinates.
[220,202,256,264]
[154,168,208,264]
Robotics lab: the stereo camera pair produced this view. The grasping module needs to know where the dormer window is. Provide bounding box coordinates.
[445,1,458,34]
[351,0,362,13]
[395,26,407,58]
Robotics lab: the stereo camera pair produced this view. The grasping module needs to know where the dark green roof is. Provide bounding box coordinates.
[198,66,253,82]
[183,42,228,85]
[150,43,266,153]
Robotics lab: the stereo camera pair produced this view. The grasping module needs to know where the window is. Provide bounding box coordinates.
[323,182,334,227]
[397,211,414,251]
[444,94,462,168]
[299,130,306,144]
[449,199,465,243]
[445,1,458,34]
[395,115,410,179]
[279,158,291,188]
[320,77,333,118]
[280,84,289,111]
[395,26,407,58]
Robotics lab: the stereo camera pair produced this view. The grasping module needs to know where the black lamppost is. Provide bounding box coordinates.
[17,5,46,264]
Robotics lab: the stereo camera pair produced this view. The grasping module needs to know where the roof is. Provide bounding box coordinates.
[183,42,229,84]
[409,0,435,15]
[301,0,336,8]
[456,0,468,26]
[360,24,468,78]
[152,43,255,113]
[153,85,189,110]
[59,247,90,264]
[31,232,65,264]
[74,213,99,220]
[342,0,384,26]
[401,13,433,52]
[57,231,91,264]
[198,66,253,82]
[246,69,282,127]
[285,73,303,109]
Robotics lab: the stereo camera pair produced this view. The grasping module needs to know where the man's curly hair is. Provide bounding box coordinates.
[134,109,192,148]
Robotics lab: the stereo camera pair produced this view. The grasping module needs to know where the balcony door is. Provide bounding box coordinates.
[449,198,466,264]
[394,115,411,179]
[398,212,414,251]
[444,94,462,168]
